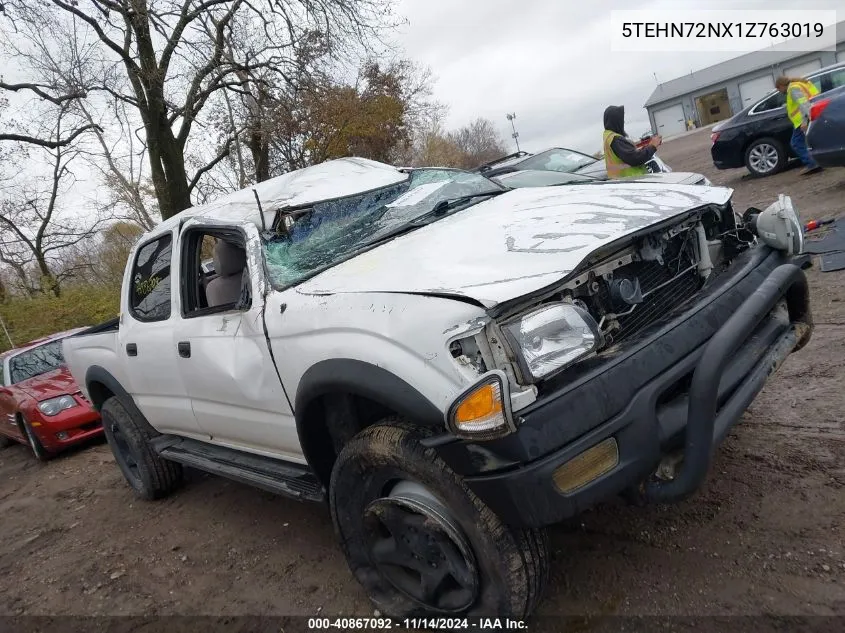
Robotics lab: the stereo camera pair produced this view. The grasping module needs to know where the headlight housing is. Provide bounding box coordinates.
[502,303,601,382]
[752,194,803,256]
[446,370,516,440]
[37,395,78,417]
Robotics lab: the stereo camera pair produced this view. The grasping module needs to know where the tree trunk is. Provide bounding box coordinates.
[146,118,192,220]
[248,129,271,183]
[35,256,60,297]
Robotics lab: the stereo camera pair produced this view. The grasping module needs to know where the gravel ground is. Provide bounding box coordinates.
[1,128,843,630]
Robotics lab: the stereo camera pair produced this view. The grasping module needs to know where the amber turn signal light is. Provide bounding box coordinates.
[552,438,619,494]
[446,372,517,440]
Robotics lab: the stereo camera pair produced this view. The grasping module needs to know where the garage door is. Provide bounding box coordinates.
[653,104,686,137]
[739,75,774,108]
[837,50,844,63]
[784,59,822,78]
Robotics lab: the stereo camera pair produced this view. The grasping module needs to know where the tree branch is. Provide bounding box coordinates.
[49,0,140,73]
[0,81,86,105]
[188,142,232,192]
[0,124,101,149]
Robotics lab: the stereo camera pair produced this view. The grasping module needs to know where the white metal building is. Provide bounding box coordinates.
[644,22,845,138]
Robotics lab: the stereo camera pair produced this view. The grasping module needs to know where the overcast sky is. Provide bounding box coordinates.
[393,0,842,154]
[2,0,841,221]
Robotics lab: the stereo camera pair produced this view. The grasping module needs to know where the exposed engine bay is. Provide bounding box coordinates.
[551,203,754,348]
[448,202,759,384]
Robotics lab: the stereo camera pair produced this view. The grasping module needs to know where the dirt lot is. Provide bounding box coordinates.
[1,128,844,628]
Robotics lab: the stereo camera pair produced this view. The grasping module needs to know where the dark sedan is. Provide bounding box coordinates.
[711,62,845,177]
[807,88,845,167]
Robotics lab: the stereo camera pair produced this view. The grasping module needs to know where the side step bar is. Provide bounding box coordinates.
[151,436,325,503]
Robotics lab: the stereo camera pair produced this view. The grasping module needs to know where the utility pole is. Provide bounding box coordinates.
[506,113,520,152]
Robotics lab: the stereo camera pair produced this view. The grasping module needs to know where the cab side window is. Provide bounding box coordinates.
[130,234,173,322]
[181,228,251,317]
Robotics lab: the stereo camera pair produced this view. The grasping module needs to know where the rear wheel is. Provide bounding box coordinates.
[20,415,51,462]
[101,397,182,500]
[745,137,787,177]
[330,421,549,618]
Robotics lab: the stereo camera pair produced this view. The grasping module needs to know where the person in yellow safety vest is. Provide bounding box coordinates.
[775,76,823,175]
[603,105,662,179]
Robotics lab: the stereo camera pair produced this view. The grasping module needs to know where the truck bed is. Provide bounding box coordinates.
[61,318,121,403]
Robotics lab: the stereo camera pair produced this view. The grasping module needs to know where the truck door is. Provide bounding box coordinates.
[170,220,301,461]
[119,230,205,438]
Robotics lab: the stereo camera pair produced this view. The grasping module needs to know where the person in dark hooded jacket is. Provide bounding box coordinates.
[602,105,662,178]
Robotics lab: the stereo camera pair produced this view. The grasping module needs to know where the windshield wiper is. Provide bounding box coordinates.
[427,190,506,216]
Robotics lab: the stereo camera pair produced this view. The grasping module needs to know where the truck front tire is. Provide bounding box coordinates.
[330,420,549,619]
[101,397,182,500]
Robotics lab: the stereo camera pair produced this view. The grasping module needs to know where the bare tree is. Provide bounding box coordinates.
[0,106,104,297]
[79,100,159,231]
[448,118,507,169]
[1,0,396,220]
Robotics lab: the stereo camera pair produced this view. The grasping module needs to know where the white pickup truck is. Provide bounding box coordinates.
[63,157,812,619]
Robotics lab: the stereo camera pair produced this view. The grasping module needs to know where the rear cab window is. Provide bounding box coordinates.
[129,233,173,322]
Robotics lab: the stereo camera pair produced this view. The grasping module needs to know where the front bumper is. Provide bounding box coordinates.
[429,248,812,528]
[32,395,103,452]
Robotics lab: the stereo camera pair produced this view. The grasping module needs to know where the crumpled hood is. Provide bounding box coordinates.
[15,366,78,402]
[296,182,733,307]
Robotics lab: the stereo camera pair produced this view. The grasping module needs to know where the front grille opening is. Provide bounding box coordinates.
[599,260,702,345]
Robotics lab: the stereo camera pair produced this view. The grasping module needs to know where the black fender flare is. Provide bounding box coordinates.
[84,365,146,423]
[294,359,445,463]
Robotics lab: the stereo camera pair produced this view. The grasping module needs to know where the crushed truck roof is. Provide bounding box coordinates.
[157,157,409,233]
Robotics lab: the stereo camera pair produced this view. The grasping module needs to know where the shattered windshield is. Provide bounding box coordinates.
[263,168,503,288]
[9,340,65,384]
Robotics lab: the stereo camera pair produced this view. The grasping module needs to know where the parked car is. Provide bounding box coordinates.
[0,328,103,460]
[491,168,711,189]
[711,62,845,177]
[807,87,845,167]
[476,146,672,180]
[63,157,811,619]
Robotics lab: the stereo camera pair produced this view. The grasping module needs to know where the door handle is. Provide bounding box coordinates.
[177,341,191,358]
[126,343,138,357]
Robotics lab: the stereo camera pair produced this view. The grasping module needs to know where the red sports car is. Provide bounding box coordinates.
[0,328,103,460]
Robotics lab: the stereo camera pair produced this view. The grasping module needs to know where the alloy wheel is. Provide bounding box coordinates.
[748,143,779,174]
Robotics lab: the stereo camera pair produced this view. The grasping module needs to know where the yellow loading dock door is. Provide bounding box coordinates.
[695,89,732,125]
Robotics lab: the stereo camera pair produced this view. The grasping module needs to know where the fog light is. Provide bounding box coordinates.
[56,431,69,440]
[552,438,619,494]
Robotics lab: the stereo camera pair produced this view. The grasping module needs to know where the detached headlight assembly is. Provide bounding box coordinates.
[748,194,803,256]
[37,395,78,417]
[502,303,601,382]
